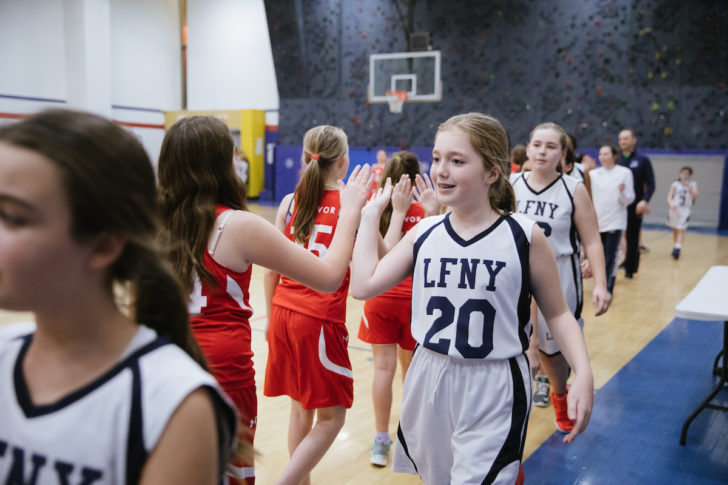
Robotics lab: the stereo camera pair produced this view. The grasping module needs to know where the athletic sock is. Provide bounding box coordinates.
[675,243,681,249]
[375,432,390,443]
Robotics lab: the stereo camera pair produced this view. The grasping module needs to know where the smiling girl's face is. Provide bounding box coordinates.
[430,127,493,211]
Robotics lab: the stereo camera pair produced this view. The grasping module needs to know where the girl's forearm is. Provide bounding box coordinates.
[350,211,384,299]
[383,209,407,250]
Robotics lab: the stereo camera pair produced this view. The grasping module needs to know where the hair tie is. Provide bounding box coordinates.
[393,155,401,162]
[310,154,320,161]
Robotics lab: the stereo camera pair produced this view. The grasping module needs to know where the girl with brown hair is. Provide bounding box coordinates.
[511,122,609,433]
[352,112,593,484]
[0,109,236,484]
[157,117,370,485]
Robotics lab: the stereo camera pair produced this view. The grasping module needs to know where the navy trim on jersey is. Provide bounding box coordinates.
[570,253,583,320]
[558,177,584,318]
[521,173,563,196]
[480,357,529,485]
[396,424,419,474]
[14,333,171,418]
[559,176,580,255]
[208,387,238,478]
[126,360,146,485]
[511,173,525,188]
[443,212,506,247]
[503,216,531,351]
[412,216,446,263]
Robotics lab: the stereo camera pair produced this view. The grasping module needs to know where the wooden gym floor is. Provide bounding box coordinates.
[1,202,726,484]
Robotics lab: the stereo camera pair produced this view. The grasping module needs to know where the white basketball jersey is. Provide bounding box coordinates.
[411,213,534,360]
[0,323,236,485]
[672,180,696,208]
[567,162,586,183]
[510,172,580,258]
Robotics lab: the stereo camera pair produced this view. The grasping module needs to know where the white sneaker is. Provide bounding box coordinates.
[533,375,550,407]
[370,438,392,466]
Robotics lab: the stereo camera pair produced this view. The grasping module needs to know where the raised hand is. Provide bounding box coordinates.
[414,173,441,216]
[391,175,413,214]
[363,177,393,217]
[339,164,373,214]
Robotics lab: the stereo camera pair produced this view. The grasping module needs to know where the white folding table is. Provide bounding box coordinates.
[674,265,728,445]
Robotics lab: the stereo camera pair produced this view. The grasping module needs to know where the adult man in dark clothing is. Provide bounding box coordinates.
[618,129,655,279]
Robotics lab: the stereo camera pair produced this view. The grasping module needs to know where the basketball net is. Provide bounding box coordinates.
[386,90,408,114]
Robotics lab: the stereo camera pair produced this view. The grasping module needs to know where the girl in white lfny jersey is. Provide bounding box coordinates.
[0,110,236,484]
[512,122,610,435]
[667,166,699,260]
[351,113,593,485]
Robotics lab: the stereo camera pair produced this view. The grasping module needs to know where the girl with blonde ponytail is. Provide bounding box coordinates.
[351,113,594,484]
[0,109,236,484]
[263,125,366,485]
[157,117,371,485]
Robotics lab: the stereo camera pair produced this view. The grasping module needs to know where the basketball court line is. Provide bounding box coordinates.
[523,317,728,484]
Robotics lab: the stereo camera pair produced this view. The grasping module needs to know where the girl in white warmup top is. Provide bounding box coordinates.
[351,112,594,485]
[589,145,635,293]
[0,110,236,484]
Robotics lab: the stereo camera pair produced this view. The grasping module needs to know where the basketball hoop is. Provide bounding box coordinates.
[386,90,408,114]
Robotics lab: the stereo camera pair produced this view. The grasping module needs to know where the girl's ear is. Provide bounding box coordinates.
[87,232,126,270]
[486,165,500,185]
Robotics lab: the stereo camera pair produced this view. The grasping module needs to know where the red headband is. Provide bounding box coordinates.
[310,154,320,161]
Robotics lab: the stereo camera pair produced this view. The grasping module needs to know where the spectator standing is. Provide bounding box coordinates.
[617,129,655,279]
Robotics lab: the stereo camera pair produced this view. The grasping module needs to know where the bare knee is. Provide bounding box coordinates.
[290,401,315,427]
[372,344,398,374]
[315,406,346,434]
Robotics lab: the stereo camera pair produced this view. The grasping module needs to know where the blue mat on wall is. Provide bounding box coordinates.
[523,318,728,484]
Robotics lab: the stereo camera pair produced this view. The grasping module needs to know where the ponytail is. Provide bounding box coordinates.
[488,173,516,214]
[292,156,325,243]
[378,151,421,236]
[292,125,349,243]
[125,242,208,369]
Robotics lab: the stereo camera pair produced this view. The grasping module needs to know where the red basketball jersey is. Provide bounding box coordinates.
[189,205,254,389]
[381,202,425,299]
[273,190,349,323]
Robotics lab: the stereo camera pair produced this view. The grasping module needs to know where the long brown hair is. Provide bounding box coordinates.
[378,151,421,237]
[0,109,206,367]
[436,113,515,213]
[292,125,348,244]
[157,116,247,292]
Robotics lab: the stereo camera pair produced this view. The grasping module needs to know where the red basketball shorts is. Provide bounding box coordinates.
[358,295,416,350]
[264,305,353,409]
[221,384,256,484]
